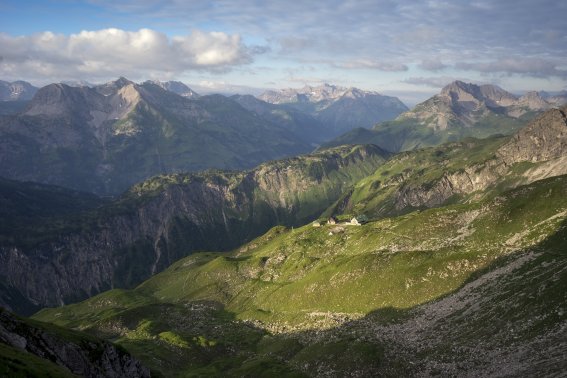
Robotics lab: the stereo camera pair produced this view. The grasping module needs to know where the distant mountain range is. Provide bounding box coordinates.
[0,78,311,194]
[258,83,409,136]
[323,80,567,152]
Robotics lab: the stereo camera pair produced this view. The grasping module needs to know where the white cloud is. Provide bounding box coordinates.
[0,28,264,81]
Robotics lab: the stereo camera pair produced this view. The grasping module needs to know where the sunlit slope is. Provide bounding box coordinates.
[33,174,567,376]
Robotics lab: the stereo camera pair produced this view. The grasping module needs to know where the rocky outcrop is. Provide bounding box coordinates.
[0,308,150,377]
[394,159,508,209]
[393,106,567,211]
[0,145,387,313]
[497,106,567,163]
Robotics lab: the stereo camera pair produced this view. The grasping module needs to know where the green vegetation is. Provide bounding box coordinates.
[33,174,567,376]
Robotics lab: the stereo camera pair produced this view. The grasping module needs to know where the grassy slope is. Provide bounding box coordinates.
[0,343,76,378]
[336,136,507,216]
[332,133,560,220]
[34,174,567,376]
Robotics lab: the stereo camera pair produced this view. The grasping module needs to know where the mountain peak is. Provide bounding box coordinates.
[95,77,136,96]
[440,80,481,96]
[111,76,135,88]
[144,80,199,98]
[516,90,551,111]
[438,80,519,110]
[0,80,38,101]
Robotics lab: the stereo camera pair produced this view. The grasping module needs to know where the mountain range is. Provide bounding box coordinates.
[0,79,412,195]
[19,104,567,377]
[144,80,200,98]
[258,83,409,136]
[0,78,313,195]
[1,77,567,376]
[324,80,567,152]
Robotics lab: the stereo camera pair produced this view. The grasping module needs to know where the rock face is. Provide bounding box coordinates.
[258,83,408,136]
[0,80,38,101]
[0,145,388,313]
[395,107,567,210]
[0,308,150,377]
[0,77,311,195]
[497,107,567,163]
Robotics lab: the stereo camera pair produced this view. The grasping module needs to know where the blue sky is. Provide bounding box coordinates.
[1,0,566,105]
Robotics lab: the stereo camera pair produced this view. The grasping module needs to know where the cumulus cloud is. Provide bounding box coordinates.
[456,58,567,78]
[0,28,265,81]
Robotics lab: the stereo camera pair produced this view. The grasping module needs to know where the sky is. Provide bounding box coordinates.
[1,0,566,105]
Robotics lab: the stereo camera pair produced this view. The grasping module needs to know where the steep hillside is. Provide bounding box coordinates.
[330,105,567,218]
[258,84,408,137]
[0,145,388,313]
[0,78,311,195]
[0,308,150,377]
[323,81,548,152]
[34,174,567,376]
